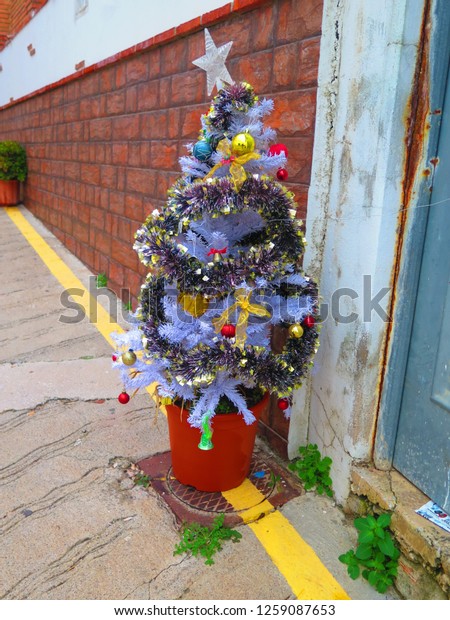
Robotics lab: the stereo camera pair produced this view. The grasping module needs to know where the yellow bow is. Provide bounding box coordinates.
[178,293,209,318]
[204,139,260,191]
[213,289,271,348]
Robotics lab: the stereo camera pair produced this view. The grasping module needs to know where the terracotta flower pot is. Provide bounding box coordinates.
[0,180,20,206]
[166,392,269,492]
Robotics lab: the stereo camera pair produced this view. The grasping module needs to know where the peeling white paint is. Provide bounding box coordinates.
[289,0,426,505]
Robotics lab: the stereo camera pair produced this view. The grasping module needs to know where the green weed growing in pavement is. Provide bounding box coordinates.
[269,470,282,491]
[96,272,108,288]
[288,443,333,497]
[123,301,133,311]
[339,513,400,593]
[134,473,150,488]
[174,514,242,566]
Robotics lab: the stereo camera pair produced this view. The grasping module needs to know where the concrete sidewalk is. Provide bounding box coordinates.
[0,206,396,600]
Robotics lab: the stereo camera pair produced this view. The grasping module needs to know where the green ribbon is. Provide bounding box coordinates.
[198,410,214,451]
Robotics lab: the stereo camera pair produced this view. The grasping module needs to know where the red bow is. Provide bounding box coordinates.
[207,247,227,256]
[221,156,235,164]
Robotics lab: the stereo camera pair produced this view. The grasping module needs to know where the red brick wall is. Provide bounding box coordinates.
[0,0,323,455]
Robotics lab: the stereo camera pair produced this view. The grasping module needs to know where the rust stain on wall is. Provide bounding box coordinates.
[373,0,432,451]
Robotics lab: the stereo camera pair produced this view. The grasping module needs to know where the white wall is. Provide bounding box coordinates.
[0,0,229,106]
[288,0,426,504]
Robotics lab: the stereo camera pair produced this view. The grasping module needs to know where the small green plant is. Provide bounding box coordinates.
[288,443,333,496]
[174,514,242,565]
[0,141,27,181]
[123,301,133,311]
[269,470,282,492]
[96,272,108,288]
[134,473,150,487]
[339,513,400,593]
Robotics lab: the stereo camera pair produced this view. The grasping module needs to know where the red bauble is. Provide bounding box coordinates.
[277,168,288,181]
[268,143,289,157]
[118,391,130,404]
[112,354,118,361]
[277,397,290,411]
[303,315,315,328]
[221,324,236,338]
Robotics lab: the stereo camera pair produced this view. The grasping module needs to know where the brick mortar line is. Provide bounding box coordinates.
[9,86,319,122]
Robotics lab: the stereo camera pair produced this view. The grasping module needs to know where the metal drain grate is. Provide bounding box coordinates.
[166,458,275,514]
[167,472,235,513]
[137,450,302,526]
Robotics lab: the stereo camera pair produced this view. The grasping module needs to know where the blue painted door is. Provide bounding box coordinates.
[393,64,450,512]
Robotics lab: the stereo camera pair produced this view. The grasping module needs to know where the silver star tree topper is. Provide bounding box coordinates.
[192,29,234,95]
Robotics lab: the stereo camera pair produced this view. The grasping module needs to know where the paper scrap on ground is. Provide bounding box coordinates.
[416,501,450,533]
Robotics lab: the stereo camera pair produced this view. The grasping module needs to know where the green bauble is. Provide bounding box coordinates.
[193,140,213,162]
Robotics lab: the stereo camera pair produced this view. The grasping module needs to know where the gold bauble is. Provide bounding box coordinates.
[288,324,304,339]
[178,293,209,318]
[231,132,255,156]
[122,350,137,366]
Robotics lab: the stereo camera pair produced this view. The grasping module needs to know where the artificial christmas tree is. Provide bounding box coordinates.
[113,30,319,491]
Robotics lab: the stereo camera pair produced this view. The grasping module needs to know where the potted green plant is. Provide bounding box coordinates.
[0,140,27,206]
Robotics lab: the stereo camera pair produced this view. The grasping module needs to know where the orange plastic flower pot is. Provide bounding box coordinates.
[166,392,269,492]
[0,180,20,206]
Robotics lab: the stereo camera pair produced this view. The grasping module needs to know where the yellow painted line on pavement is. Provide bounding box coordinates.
[6,205,350,600]
[5,207,124,346]
[223,480,350,600]
[5,207,162,400]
